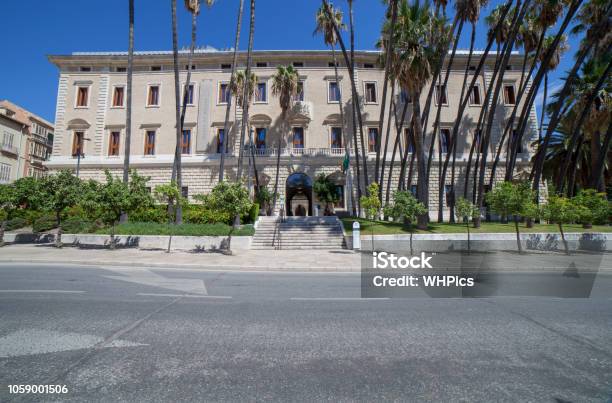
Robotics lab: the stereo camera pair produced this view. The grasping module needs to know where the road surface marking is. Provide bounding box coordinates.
[104,267,208,295]
[137,293,232,299]
[0,290,85,294]
[290,297,389,301]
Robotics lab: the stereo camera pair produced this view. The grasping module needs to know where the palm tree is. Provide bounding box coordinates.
[170,0,183,224]
[236,0,256,181]
[434,0,488,222]
[270,65,300,213]
[538,35,569,144]
[219,0,245,182]
[314,3,355,212]
[394,0,442,229]
[120,0,135,223]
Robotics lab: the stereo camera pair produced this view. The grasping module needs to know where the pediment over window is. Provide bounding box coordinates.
[66,118,90,130]
[323,114,341,125]
[250,114,272,126]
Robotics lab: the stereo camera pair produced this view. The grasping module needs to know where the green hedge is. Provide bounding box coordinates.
[32,214,58,233]
[5,217,28,231]
[94,222,255,236]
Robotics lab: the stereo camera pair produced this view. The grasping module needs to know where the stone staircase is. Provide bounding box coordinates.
[251,216,346,250]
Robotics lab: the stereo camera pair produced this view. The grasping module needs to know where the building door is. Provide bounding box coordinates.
[285,172,312,216]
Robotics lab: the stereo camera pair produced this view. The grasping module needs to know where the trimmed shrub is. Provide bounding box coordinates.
[60,217,98,234]
[5,217,28,231]
[129,206,167,224]
[32,214,58,233]
[248,203,260,223]
[95,222,255,236]
[8,208,44,225]
[184,205,231,225]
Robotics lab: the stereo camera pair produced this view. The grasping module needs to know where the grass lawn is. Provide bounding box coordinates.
[95,222,255,237]
[341,217,612,235]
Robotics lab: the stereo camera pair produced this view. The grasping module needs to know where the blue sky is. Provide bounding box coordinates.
[1,0,581,123]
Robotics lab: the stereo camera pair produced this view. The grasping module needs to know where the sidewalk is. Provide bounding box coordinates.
[0,244,362,271]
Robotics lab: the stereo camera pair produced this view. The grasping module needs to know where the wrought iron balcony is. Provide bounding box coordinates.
[1,144,19,157]
[248,147,349,157]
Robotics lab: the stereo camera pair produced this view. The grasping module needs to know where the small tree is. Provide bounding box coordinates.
[384,190,427,255]
[155,182,182,253]
[486,181,537,254]
[360,183,382,250]
[12,177,44,211]
[82,170,153,249]
[0,184,16,247]
[573,189,609,228]
[542,194,579,255]
[455,197,479,254]
[40,170,82,248]
[203,181,252,254]
[255,186,272,215]
[313,174,340,215]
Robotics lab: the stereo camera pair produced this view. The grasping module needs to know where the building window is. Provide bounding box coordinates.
[151,66,161,71]
[256,128,266,149]
[365,82,377,103]
[331,127,342,149]
[328,81,340,103]
[410,185,418,198]
[72,131,84,157]
[444,185,453,207]
[363,63,375,69]
[400,89,411,103]
[255,82,267,103]
[184,84,194,105]
[292,62,304,67]
[474,129,482,149]
[147,85,160,106]
[512,129,523,154]
[221,63,232,69]
[216,128,227,153]
[181,129,191,154]
[440,128,451,153]
[469,86,481,105]
[112,86,125,107]
[404,128,415,153]
[2,131,14,148]
[116,67,127,72]
[144,130,156,155]
[296,81,305,101]
[108,131,120,156]
[292,127,304,149]
[218,83,230,104]
[185,64,196,70]
[76,87,89,107]
[503,84,516,105]
[334,185,345,209]
[256,62,268,68]
[368,128,379,152]
[435,84,448,105]
[0,163,11,183]
[181,186,189,198]
[79,66,91,72]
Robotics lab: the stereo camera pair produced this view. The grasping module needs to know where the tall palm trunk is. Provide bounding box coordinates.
[170,0,183,224]
[379,83,396,202]
[236,0,255,180]
[219,0,244,182]
[411,91,429,230]
[592,121,612,191]
[507,0,582,180]
[445,23,475,223]
[347,0,362,213]
[179,11,197,155]
[386,100,409,205]
[331,44,352,214]
[120,0,134,224]
[375,0,398,198]
[323,0,369,197]
[272,114,285,214]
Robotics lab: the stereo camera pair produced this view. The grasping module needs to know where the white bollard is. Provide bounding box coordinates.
[352,221,361,250]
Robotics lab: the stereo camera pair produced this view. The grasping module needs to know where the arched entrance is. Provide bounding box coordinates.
[286,172,313,216]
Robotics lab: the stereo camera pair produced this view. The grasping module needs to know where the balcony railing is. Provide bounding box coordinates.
[1,144,19,157]
[249,147,349,157]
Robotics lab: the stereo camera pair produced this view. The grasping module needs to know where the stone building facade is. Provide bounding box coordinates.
[47,49,539,219]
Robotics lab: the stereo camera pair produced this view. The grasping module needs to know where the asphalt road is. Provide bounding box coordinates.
[0,263,611,402]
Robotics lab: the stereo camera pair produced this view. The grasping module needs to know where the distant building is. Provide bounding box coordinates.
[47,49,538,218]
[0,100,54,183]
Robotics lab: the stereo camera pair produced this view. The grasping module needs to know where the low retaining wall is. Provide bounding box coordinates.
[3,233,252,252]
[346,232,611,253]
